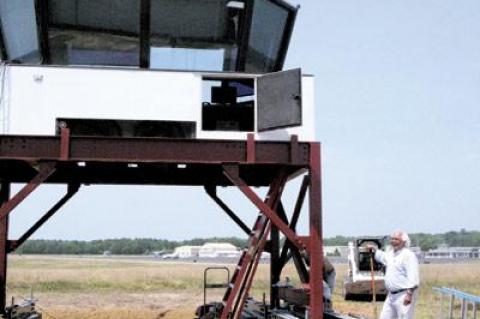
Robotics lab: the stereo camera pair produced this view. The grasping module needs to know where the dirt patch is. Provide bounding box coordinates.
[25,292,204,319]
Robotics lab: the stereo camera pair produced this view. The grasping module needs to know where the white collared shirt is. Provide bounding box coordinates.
[375,247,419,292]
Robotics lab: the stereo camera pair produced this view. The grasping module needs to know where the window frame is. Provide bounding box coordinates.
[2,0,297,72]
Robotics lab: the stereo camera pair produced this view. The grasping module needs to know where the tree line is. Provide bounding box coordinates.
[15,237,248,255]
[323,229,480,251]
[14,230,480,255]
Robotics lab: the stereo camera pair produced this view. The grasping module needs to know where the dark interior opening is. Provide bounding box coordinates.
[358,251,383,272]
[56,118,196,138]
[356,239,385,272]
[201,78,254,132]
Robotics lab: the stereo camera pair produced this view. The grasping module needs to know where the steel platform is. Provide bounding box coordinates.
[0,132,324,318]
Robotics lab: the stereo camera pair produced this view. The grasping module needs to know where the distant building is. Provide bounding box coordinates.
[425,247,480,259]
[199,242,239,258]
[408,246,425,263]
[323,246,348,258]
[174,246,201,258]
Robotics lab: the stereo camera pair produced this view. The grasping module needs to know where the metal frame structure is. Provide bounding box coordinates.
[0,130,323,318]
[0,27,6,61]
[0,0,298,72]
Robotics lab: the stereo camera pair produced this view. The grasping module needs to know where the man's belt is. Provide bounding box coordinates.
[389,289,407,295]
[390,286,418,295]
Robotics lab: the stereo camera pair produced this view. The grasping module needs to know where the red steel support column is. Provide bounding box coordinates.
[309,142,323,318]
[0,182,10,314]
[246,133,255,163]
[60,127,71,160]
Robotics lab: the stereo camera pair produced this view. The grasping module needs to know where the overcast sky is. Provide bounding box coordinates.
[9,0,480,241]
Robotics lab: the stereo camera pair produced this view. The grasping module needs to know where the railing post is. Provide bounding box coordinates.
[438,293,444,319]
[461,298,467,319]
[435,287,480,319]
[449,295,455,319]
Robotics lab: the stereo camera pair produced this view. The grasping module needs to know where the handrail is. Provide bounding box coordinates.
[434,287,480,303]
[434,287,479,319]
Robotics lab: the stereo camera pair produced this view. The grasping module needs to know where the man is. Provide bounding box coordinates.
[371,230,419,319]
[323,256,336,311]
[300,252,336,310]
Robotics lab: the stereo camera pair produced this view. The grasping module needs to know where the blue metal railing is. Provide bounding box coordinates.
[434,287,480,319]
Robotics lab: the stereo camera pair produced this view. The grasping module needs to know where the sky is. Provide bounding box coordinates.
[8,0,480,241]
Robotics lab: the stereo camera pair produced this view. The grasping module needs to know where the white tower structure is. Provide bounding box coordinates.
[0,0,314,141]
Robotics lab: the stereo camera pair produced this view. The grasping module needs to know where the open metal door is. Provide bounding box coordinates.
[257,68,302,132]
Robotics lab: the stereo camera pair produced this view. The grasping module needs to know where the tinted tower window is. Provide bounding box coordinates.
[245,0,288,73]
[0,0,41,63]
[149,0,240,71]
[47,0,140,66]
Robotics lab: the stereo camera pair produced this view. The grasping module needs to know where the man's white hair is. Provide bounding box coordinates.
[393,230,411,247]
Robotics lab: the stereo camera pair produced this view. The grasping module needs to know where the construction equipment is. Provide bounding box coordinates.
[4,298,41,319]
[343,238,387,301]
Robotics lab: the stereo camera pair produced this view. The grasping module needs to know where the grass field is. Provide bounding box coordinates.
[6,255,480,319]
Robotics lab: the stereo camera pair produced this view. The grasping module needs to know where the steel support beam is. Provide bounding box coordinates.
[0,135,310,166]
[279,175,309,266]
[308,142,323,318]
[284,242,309,284]
[0,162,56,221]
[246,133,255,163]
[0,136,319,318]
[7,183,80,253]
[277,202,309,283]
[223,165,306,251]
[60,127,71,160]
[0,182,9,314]
[204,185,251,235]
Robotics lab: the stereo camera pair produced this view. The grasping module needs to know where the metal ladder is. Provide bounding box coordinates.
[218,166,287,319]
[220,212,271,319]
[220,175,285,319]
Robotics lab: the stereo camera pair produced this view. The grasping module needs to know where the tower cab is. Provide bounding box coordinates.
[0,0,314,141]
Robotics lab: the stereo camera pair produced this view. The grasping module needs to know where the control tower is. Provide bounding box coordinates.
[0,0,314,141]
[0,1,325,318]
